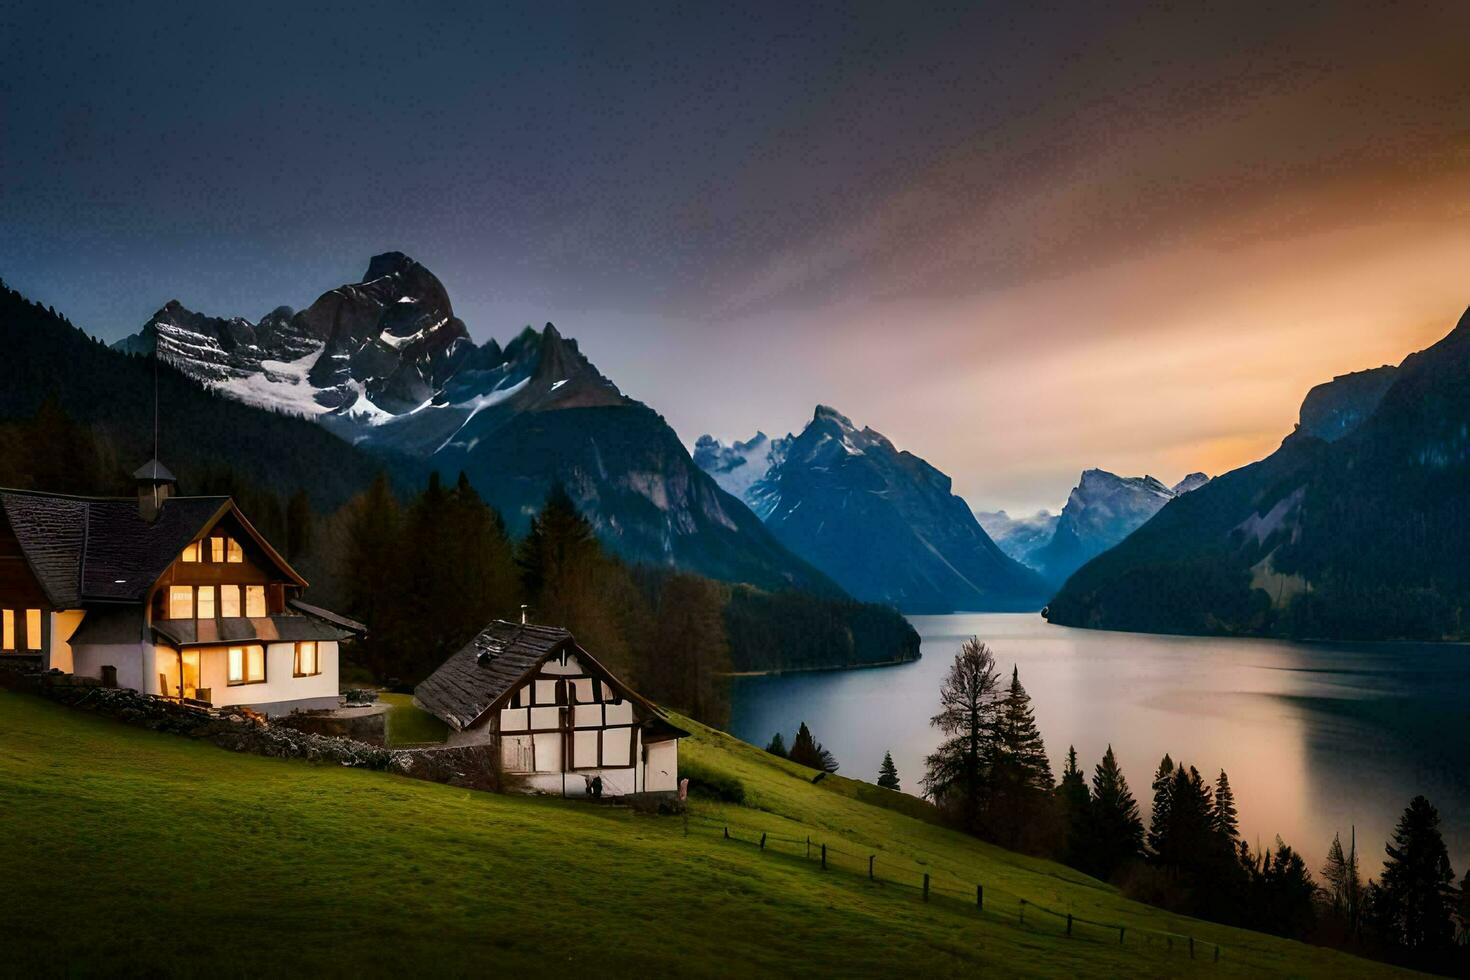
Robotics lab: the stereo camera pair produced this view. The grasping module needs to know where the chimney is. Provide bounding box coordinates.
[520,604,529,625]
[132,459,177,523]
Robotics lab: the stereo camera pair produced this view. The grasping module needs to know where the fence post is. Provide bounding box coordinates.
[760,832,766,851]
[723,825,729,840]
[821,844,827,870]
[976,885,983,910]
[1118,927,1125,945]
[806,836,811,859]
[868,855,875,880]
[922,873,930,901]
[1189,937,1195,959]
[1066,914,1072,936]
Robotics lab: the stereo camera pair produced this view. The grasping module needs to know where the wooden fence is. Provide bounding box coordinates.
[694,816,1225,964]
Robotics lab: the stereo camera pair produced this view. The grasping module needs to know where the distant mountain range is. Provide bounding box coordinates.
[979,471,1208,584]
[1047,306,1470,640]
[696,407,1049,613]
[115,253,836,595]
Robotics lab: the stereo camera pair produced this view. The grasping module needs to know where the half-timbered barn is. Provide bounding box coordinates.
[0,460,363,715]
[414,621,687,798]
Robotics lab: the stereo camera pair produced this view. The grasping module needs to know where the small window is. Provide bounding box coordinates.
[294,641,319,677]
[226,538,243,563]
[169,586,194,620]
[1,610,13,650]
[228,645,266,685]
[210,537,225,563]
[244,585,266,618]
[181,542,200,563]
[196,586,216,620]
[220,584,241,618]
[25,609,41,650]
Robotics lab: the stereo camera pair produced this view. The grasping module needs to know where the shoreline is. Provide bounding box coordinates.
[722,655,920,678]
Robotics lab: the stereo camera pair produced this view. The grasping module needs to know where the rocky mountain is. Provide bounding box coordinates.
[974,509,1059,566]
[115,254,838,595]
[1046,305,1470,641]
[1029,469,1209,584]
[697,407,1050,613]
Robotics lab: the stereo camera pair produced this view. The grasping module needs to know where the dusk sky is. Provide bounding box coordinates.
[4,1,1468,513]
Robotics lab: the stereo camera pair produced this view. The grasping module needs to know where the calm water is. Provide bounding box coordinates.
[730,613,1470,873]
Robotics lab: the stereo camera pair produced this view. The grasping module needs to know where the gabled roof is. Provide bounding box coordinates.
[132,459,177,483]
[415,621,571,730]
[0,489,305,607]
[414,620,688,741]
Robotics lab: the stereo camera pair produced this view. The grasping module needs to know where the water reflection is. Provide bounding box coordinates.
[728,613,1470,873]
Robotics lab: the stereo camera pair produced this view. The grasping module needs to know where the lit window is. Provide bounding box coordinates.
[181,542,200,563]
[168,586,194,620]
[294,641,319,677]
[220,585,241,618]
[244,586,266,618]
[25,609,41,650]
[210,537,225,563]
[226,538,243,563]
[2,610,13,650]
[196,586,215,620]
[228,645,265,685]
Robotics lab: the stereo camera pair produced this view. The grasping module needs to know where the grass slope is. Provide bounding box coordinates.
[0,691,1402,978]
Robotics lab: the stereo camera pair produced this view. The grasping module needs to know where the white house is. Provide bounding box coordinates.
[414,620,687,798]
[0,460,363,715]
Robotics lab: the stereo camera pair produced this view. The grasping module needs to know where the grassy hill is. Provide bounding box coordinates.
[0,690,1403,978]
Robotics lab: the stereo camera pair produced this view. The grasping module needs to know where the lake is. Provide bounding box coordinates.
[730,613,1470,874]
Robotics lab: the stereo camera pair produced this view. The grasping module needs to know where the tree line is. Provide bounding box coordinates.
[777,636,1470,975]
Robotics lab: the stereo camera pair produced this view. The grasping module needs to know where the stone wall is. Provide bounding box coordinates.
[2,669,508,789]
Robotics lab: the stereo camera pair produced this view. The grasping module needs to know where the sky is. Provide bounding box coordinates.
[3,1,1468,513]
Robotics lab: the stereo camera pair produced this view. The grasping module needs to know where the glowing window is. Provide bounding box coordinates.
[226,538,243,563]
[168,586,194,620]
[210,537,225,563]
[181,542,200,563]
[25,609,42,651]
[294,641,319,677]
[196,586,215,620]
[244,586,266,618]
[228,645,265,684]
[2,610,13,650]
[219,585,241,618]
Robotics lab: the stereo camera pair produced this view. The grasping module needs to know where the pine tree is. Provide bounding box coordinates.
[922,637,1001,834]
[1321,830,1362,935]
[1213,769,1239,841]
[1088,744,1144,881]
[877,750,901,790]
[789,721,838,773]
[1379,795,1456,951]
[650,574,731,724]
[339,473,402,680]
[1147,753,1174,857]
[765,733,788,758]
[986,666,1053,849]
[285,489,313,561]
[1057,746,1089,868]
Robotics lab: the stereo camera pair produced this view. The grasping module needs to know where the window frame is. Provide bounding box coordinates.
[227,644,267,686]
[219,584,241,618]
[226,538,244,563]
[168,586,195,620]
[244,585,267,618]
[25,609,42,651]
[196,585,216,620]
[293,641,320,678]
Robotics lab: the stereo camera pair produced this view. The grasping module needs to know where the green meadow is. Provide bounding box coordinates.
[0,690,1405,977]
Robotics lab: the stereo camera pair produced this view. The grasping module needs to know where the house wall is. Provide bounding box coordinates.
[186,640,338,713]
[72,641,148,692]
[47,609,84,674]
[644,739,678,793]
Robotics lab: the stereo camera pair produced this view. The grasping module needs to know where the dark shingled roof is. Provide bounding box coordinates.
[0,491,230,605]
[132,459,177,483]
[415,621,572,731]
[152,614,355,647]
[288,599,367,635]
